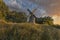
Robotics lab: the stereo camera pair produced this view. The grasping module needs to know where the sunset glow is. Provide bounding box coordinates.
[52,16,60,24]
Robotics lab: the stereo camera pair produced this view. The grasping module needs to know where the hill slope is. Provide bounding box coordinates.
[0,22,60,40]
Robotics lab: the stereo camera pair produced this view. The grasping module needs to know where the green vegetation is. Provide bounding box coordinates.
[36,16,53,25]
[0,0,9,19]
[5,11,27,23]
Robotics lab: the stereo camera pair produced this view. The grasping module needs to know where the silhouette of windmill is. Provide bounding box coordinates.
[27,8,37,23]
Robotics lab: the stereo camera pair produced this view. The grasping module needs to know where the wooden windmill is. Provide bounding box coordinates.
[27,8,37,23]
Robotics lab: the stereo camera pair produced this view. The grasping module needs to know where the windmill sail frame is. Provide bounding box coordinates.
[27,8,37,23]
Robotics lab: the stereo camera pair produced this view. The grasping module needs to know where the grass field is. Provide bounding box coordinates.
[0,20,60,40]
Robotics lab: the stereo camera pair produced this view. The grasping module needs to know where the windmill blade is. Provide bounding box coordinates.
[27,9,33,15]
[32,8,37,13]
[27,8,37,18]
[32,8,38,18]
[33,14,37,18]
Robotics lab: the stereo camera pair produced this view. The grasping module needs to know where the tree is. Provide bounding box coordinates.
[35,17,44,24]
[5,11,27,23]
[43,16,53,25]
[36,16,54,25]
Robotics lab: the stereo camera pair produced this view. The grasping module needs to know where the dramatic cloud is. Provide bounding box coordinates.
[4,0,60,16]
[29,0,60,16]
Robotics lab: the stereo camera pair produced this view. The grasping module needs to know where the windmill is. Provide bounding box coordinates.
[27,8,37,23]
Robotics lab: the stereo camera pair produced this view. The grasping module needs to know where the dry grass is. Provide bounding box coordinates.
[0,20,60,40]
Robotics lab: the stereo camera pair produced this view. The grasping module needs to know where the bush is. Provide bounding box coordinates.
[36,16,53,25]
[5,11,27,23]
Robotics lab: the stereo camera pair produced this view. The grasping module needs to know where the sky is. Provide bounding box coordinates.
[3,0,60,24]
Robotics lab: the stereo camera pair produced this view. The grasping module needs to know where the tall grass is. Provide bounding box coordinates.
[0,20,60,40]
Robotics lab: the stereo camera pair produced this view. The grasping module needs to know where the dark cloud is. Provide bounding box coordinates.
[28,0,60,16]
